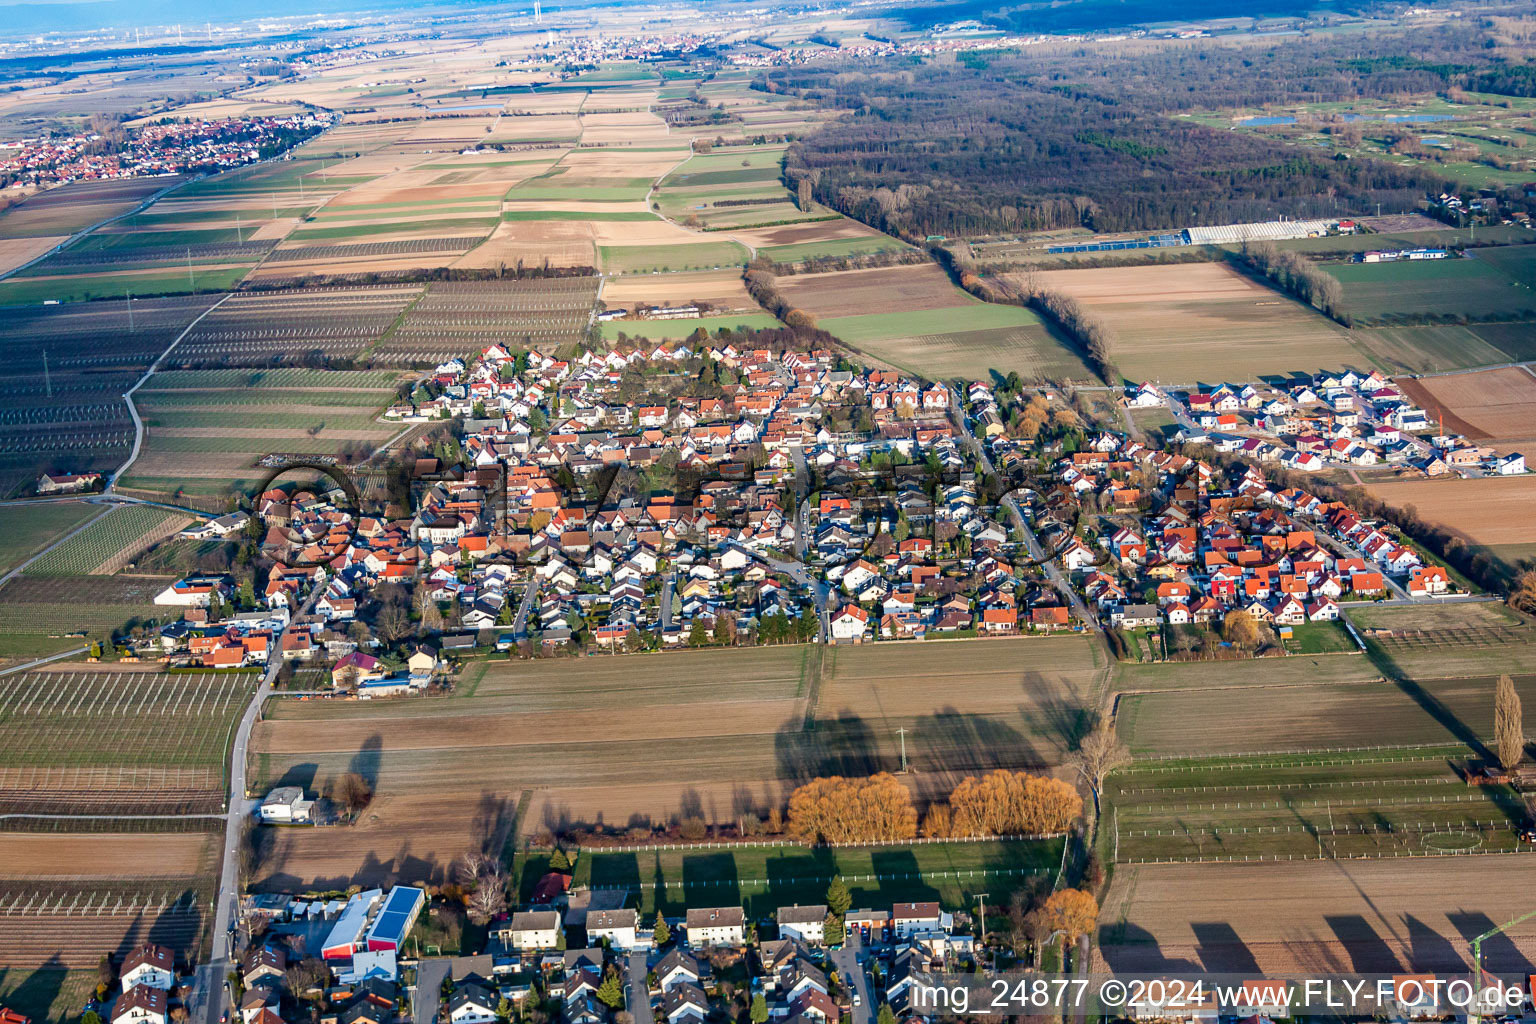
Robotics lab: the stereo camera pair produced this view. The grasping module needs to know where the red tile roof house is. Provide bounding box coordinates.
[120,945,175,992]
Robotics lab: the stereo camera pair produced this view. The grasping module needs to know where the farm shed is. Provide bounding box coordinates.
[364,886,426,952]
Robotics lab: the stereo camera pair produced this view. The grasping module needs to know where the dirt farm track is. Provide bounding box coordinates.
[1098,857,1536,973]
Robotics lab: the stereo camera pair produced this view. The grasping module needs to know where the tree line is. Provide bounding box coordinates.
[1234,241,1346,324]
[786,769,1082,844]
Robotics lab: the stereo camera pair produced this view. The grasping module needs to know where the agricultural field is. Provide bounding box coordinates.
[0,575,172,662]
[1114,673,1536,758]
[1329,246,1536,323]
[535,838,1063,918]
[0,968,96,1024]
[371,277,599,364]
[0,669,257,815]
[600,269,757,312]
[732,219,911,267]
[167,284,421,366]
[20,505,189,577]
[248,638,1100,889]
[1011,263,1361,383]
[1394,365,1536,442]
[0,881,212,969]
[1361,476,1536,577]
[120,367,402,504]
[0,177,180,240]
[598,241,750,275]
[0,294,221,497]
[1098,857,1536,973]
[1346,324,1515,373]
[0,502,101,576]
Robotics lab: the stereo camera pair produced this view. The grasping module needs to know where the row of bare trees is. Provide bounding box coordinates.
[1235,241,1346,322]
[744,259,817,331]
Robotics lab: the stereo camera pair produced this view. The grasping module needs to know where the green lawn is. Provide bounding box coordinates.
[524,839,1062,917]
[287,219,498,241]
[0,502,101,576]
[599,314,781,340]
[599,241,750,274]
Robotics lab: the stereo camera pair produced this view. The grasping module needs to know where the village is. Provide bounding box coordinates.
[124,334,1499,677]
[0,112,335,188]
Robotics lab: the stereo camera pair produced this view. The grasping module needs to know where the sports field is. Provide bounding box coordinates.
[541,838,1063,917]
[1013,263,1359,382]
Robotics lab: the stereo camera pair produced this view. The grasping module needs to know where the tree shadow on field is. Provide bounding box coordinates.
[1095,923,1201,973]
[1451,910,1535,973]
[1364,642,1487,757]
[145,889,202,965]
[774,712,884,783]
[1403,913,1467,971]
[348,735,383,791]
[1326,914,1402,973]
[871,848,940,909]
[1191,921,1261,974]
[0,957,68,1024]
[471,790,516,861]
[681,852,741,914]
[912,709,1042,793]
[272,762,319,792]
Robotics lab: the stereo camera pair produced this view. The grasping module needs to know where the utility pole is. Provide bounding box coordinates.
[975,893,989,943]
[235,213,242,244]
[895,727,908,772]
[127,292,134,333]
[187,247,195,289]
[42,349,51,398]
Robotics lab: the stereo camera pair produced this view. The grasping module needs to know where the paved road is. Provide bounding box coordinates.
[625,951,654,1024]
[789,443,812,559]
[657,572,676,635]
[195,581,323,1024]
[511,575,539,637]
[947,388,1095,627]
[0,646,87,676]
[830,944,873,1024]
[727,541,830,642]
[412,958,452,1024]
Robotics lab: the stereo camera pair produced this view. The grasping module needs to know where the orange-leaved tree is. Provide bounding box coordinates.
[949,770,1082,836]
[1040,888,1099,944]
[786,773,918,844]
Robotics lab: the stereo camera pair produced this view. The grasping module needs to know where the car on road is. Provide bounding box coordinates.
[852,995,861,1007]
[1519,827,1536,843]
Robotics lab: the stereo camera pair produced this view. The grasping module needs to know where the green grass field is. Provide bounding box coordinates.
[599,314,781,340]
[762,235,913,264]
[0,968,96,1024]
[1347,324,1514,373]
[1331,248,1536,322]
[501,210,657,222]
[599,241,750,274]
[0,267,249,306]
[0,503,101,576]
[524,839,1063,916]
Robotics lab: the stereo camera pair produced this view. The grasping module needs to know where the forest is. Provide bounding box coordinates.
[762,26,1536,238]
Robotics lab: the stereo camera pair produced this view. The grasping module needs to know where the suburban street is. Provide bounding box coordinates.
[947,388,1096,627]
[657,572,676,635]
[192,580,324,1024]
[625,951,654,1024]
[830,942,874,1024]
[728,540,831,642]
[510,575,540,636]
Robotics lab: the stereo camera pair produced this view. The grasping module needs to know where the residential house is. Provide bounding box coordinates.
[112,987,167,1024]
[776,905,827,946]
[686,906,745,948]
[120,946,175,992]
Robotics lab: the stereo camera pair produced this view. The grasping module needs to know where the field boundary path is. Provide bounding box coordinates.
[109,292,236,493]
[0,175,197,283]
[0,645,88,675]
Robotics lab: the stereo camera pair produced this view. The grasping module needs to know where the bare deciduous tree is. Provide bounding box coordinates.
[1071,719,1132,823]
[1496,673,1524,771]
